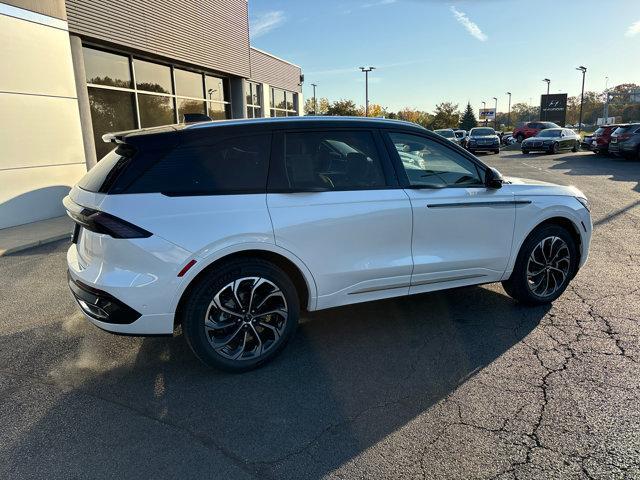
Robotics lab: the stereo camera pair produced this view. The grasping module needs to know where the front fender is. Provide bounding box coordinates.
[503,196,591,278]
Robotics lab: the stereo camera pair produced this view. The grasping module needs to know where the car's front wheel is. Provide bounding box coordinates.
[522,149,529,154]
[549,142,559,154]
[182,259,299,372]
[502,224,578,305]
[516,134,524,143]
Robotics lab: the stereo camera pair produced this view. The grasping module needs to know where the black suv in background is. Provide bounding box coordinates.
[609,123,640,160]
[467,127,500,154]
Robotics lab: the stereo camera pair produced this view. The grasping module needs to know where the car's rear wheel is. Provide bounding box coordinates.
[571,141,579,152]
[182,259,299,372]
[502,225,578,305]
[522,149,529,154]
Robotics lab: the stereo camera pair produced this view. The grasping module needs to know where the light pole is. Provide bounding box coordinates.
[542,79,550,120]
[506,92,512,129]
[481,101,486,125]
[311,83,317,115]
[576,66,587,132]
[359,66,375,116]
[492,97,498,129]
[603,76,610,123]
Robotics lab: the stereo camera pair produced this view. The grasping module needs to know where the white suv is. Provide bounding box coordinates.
[65,117,591,371]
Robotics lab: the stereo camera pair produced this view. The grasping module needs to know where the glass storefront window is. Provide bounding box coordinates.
[205,76,226,102]
[83,46,233,160]
[84,47,132,88]
[270,87,298,117]
[139,94,175,127]
[208,102,229,120]
[88,87,136,158]
[272,88,286,110]
[134,59,173,94]
[177,98,206,120]
[175,69,204,99]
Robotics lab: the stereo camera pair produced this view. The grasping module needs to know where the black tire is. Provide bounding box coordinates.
[182,258,300,372]
[549,142,559,154]
[468,149,475,155]
[522,149,529,154]
[493,149,500,154]
[571,142,578,153]
[516,134,524,143]
[502,224,579,305]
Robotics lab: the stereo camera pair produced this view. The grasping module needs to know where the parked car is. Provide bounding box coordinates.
[521,128,581,154]
[454,129,468,148]
[609,123,640,160]
[467,127,501,154]
[64,117,592,371]
[589,124,624,154]
[513,121,561,142]
[501,131,514,145]
[434,128,461,145]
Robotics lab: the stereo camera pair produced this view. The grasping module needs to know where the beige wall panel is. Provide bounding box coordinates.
[0,92,85,169]
[0,13,76,97]
[0,163,86,228]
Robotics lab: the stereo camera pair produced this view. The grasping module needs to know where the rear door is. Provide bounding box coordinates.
[267,128,413,309]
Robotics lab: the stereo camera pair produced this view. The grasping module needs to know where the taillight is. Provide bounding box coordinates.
[67,208,152,239]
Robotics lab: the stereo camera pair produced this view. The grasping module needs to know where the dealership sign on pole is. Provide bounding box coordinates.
[540,94,568,126]
[479,108,495,121]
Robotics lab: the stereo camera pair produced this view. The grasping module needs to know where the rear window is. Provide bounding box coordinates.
[78,145,134,193]
[613,126,631,135]
[126,134,271,195]
[594,127,605,135]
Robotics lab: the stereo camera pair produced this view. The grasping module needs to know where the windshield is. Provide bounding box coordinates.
[435,130,455,138]
[470,128,495,136]
[536,129,561,138]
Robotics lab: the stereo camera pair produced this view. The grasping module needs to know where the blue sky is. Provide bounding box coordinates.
[249,0,640,113]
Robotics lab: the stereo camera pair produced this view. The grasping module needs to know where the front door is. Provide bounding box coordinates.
[267,128,413,309]
[384,131,516,294]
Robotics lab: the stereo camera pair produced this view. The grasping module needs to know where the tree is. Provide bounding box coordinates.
[364,103,388,117]
[326,99,361,116]
[303,97,330,115]
[396,108,432,129]
[459,102,477,130]
[430,102,460,130]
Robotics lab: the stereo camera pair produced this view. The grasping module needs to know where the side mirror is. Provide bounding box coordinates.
[485,167,504,189]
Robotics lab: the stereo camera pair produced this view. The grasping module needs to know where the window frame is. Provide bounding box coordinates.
[381,129,489,190]
[267,127,399,193]
[269,87,298,117]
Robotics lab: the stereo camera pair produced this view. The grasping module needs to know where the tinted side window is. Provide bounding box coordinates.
[389,132,483,188]
[127,134,270,195]
[282,130,387,190]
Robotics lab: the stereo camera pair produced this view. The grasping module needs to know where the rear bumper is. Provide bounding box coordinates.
[68,272,141,324]
[609,142,636,154]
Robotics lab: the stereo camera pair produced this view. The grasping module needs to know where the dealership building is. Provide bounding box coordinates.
[0,0,303,229]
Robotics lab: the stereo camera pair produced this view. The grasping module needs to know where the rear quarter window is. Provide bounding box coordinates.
[126,134,271,195]
[78,145,134,193]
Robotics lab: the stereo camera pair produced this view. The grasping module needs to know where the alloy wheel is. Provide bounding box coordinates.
[204,277,288,361]
[526,236,571,298]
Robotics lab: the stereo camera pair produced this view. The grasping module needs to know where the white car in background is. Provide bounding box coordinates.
[65,117,592,371]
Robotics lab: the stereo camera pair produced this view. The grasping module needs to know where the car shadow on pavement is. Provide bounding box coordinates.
[547,153,640,193]
[1,282,549,479]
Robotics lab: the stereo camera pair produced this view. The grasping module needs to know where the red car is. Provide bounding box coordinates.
[590,124,623,154]
[513,121,561,143]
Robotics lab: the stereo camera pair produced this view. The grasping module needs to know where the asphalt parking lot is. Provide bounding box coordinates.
[1,148,639,480]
